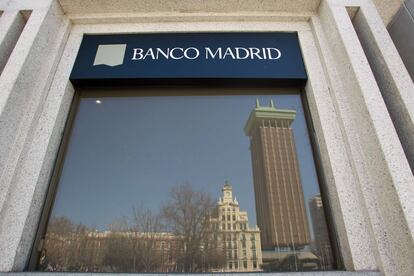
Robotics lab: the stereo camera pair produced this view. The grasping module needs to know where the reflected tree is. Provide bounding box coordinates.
[131,208,164,271]
[162,183,226,272]
[39,184,226,273]
[41,216,103,271]
[102,218,132,272]
[103,209,165,272]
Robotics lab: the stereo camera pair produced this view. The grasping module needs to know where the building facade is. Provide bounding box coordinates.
[309,195,334,270]
[0,0,414,275]
[209,182,263,272]
[244,100,310,250]
[39,183,264,273]
[40,229,181,272]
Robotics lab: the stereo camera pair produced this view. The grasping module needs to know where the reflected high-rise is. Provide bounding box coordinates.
[309,195,334,269]
[244,99,310,249]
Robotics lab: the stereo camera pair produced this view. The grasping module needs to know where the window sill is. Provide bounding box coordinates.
[8,271,380,276]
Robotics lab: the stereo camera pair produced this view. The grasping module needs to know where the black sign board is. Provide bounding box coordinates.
[70,33,307,86]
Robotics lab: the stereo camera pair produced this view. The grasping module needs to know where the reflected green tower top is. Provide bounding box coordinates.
[244,99,296,136]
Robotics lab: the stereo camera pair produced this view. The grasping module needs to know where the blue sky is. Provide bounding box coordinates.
[50,92,321,236]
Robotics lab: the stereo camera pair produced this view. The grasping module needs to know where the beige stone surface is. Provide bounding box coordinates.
[0,11,26,74]
[0,0,413,275]
[0,1,70,271]
[353,0,414,190]
[299,27,378,271]
[58,0,320,14]
[0,0,53,10]
[372,0,403,25]
[318,1,414,275]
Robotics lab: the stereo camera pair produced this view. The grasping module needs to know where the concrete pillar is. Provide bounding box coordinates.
[352,0,414,173]
[299,27,378,271]
[0,11,27,74]
[0,0,70,271]
[317,0,414,274]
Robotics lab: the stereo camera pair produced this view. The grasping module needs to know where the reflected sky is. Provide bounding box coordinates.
[50,92,320,235]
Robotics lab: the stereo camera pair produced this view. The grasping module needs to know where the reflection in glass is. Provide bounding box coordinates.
[244,99,333,271]
[35,92,335,272]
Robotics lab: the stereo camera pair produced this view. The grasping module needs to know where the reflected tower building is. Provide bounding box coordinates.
[309,195,334,270]
[244,99,310,249]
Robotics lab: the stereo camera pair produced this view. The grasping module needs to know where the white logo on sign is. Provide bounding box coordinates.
[93,44,127,67]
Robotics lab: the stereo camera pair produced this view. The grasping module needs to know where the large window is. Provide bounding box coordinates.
[32,88,337,273]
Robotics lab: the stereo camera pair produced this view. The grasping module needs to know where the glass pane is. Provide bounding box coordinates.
[36,90,335,272]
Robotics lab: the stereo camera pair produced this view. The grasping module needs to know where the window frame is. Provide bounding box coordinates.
[27,85,343,272]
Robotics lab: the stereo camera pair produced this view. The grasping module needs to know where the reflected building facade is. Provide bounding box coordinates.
[39,183,264,273]
[309,195,334,270]
[209,182,263,272]
[40,228,181,272]
[244,100,310,250]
